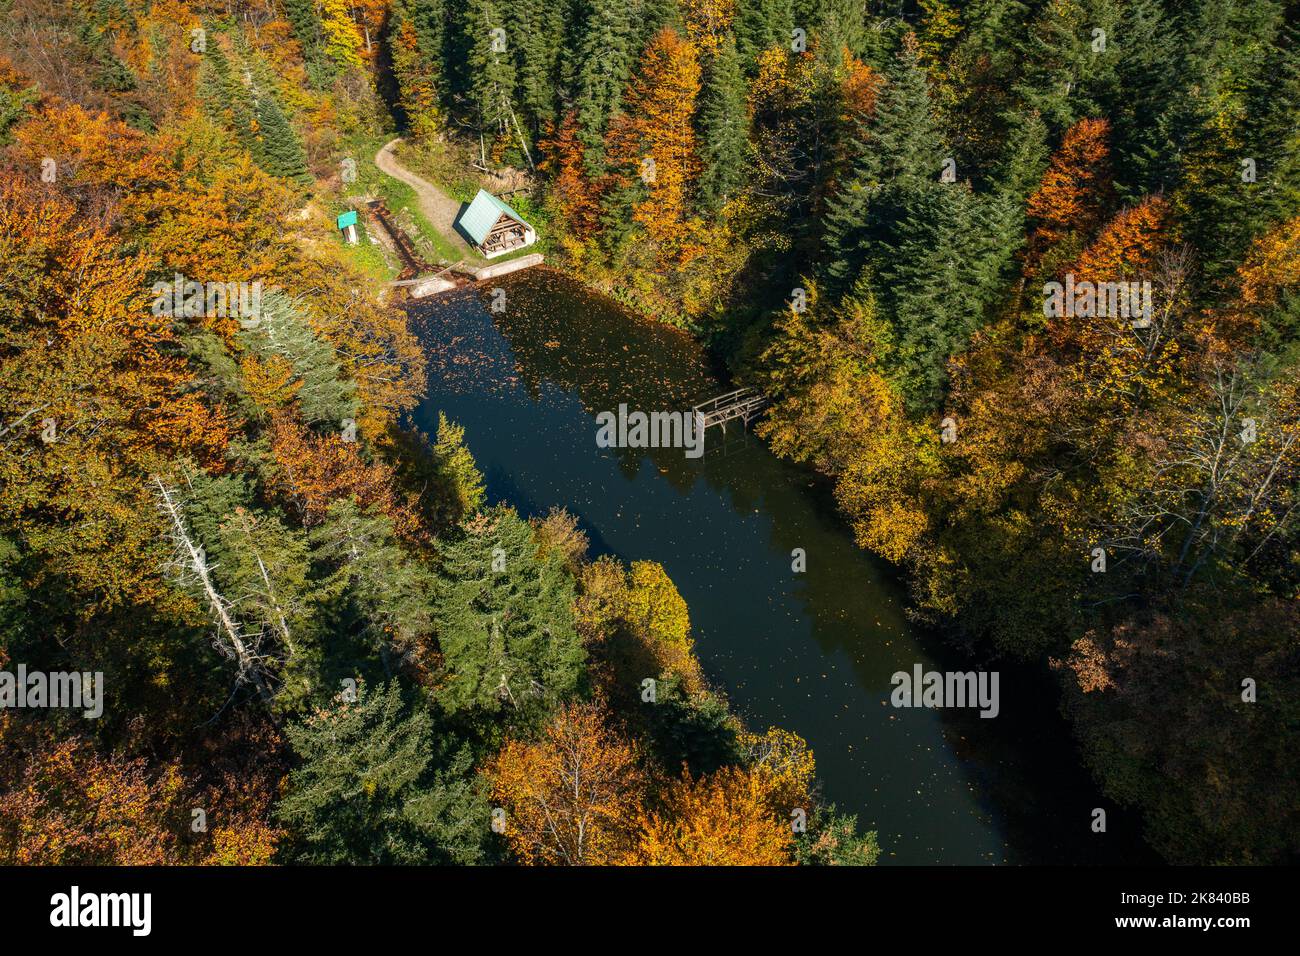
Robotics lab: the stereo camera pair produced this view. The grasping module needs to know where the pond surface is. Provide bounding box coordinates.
[409,268,1154,865]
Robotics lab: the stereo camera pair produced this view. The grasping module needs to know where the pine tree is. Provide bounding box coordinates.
[1241,27,1300,245]
[1170,11,1297,282]
[639,0,686,51]
[572,0,635,175]
[308,499,435,654]
[735,0,792,72]
[432,506,585,735]
[878,181,985,409]
[698,33,749,212]
[821,40,946,291]
[198,43,258,159]
[276,681,492,864]
[813,0,868,60]
[1011,0,1122,138]
[1097,0,1180,198]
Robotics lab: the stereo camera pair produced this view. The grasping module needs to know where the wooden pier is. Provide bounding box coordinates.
[692,387,770,437]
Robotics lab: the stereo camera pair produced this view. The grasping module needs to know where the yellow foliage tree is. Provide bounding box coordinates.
[609,27,702,248]
[622,766,796,865]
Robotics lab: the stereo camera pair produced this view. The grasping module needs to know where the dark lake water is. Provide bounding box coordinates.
[409,268,1154,865]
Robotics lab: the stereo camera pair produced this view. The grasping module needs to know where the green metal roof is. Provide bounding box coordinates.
[457,189,530,246]
[336,210,358,229]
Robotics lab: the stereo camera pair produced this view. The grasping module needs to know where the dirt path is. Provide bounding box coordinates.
[374,138,478,260]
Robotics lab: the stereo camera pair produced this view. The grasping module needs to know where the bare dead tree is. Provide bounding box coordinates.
[154,475,274,703]
[1097,357,1300,588]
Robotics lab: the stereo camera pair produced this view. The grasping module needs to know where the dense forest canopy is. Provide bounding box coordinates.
[1,0,1297,865]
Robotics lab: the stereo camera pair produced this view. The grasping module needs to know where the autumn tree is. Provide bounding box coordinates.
[0,175,228,611]
[0,719,185,865]
[389,0,444,138]
[623,766,795,865]
[540,110,604,236]
[487,700,644,864]
[266,411,418,538]
[1023,117,1115,276]
[604,27,702,249]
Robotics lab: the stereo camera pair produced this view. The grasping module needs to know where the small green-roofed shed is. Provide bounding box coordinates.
[457,189,536,257]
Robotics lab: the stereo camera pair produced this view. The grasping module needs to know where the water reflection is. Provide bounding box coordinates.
[409,270,1155,865]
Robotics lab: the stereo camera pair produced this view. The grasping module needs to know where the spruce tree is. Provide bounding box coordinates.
[1241,26,1300,242]
[275,681,492,864]
[1167,7,1295,281]
[698,33,749,212]
[572,0,635,174]
[239,293,357,425]
[736,0,793,72]
[878,181,982,408]
[821,43,946,291]
[253,90,312,187]
[637,0,684,53]
[432,412,486,524]
[1011,0,1122,138]
[509,0,565,141]
[432,506,585,735]
[462,0,519,147]
[283,0,335,86]
[309,500,436,655]
[199,43,258,159]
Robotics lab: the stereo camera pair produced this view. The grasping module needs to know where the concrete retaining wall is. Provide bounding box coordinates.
[470,254,544,282]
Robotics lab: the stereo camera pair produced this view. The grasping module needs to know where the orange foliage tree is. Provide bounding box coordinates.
[539,111,603,237]
[622,765,797,865]
[1024,117,1115,272]
[487,701,645,865]
[606,27,702,248]
[0,717,186,865]
[1055,196,1178,409]
[266,412,420,539]
[0,175,230,610]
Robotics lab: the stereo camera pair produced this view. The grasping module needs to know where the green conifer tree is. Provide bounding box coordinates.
[571,0,635,175]
[821,43,946,291]
[699,33,750,212]
[275,681,492,864]
[432,506,585,735]
[432,412,486,524]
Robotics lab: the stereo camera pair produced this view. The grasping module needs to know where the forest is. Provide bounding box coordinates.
[0,0,1297,867]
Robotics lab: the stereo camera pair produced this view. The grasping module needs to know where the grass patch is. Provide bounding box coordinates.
[397,137,483,204]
